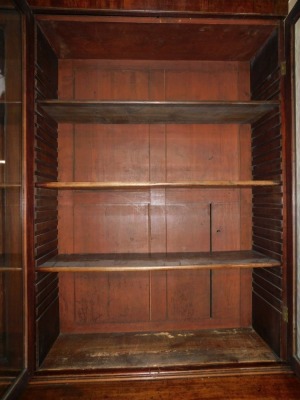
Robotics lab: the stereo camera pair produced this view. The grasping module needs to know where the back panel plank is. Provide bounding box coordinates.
[58,59,251,333]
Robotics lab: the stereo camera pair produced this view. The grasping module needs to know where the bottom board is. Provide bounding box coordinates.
[40,328,279,371]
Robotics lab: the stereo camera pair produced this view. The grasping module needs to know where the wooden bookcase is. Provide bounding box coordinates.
[30,11,286,376]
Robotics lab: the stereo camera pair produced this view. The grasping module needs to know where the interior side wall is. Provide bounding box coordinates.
[57,60,253,333]
[251,29,283,356]
[34,26,59,365]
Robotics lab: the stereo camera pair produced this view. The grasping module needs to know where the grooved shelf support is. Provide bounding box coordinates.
[36,250,281,272]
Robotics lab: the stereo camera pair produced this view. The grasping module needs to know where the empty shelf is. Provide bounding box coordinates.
[37,250,281,272]
[38,100,279,124]
[0,184,21,188]
[35,180,280,190]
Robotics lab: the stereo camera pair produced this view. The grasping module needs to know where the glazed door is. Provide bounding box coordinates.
[0,1,26,398]
[285,0,300,371]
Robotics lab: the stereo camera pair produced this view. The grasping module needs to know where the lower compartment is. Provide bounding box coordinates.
[39,328,279,372]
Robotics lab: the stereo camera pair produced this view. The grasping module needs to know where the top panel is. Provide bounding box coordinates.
[28,0,288,17]
[36,16,279,61]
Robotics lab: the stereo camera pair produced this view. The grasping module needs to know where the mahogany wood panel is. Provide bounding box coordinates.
[283,0,300,365]
[251,28,283,358]
[36,17,279,61]
[18,374,300,400]
[73,204,149,253]
[27,0,288,16]
[0,273,3,357]
[60,274,253,334]
[0,10,24,377]
[74,124,149,182]
[73,272,150,324]
[211,199,241,324]
[0,270,23,370]
[36,295,60,366]
[251,30,279,98]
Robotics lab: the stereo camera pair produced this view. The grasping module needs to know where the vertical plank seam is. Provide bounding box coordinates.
[164,68,168,321]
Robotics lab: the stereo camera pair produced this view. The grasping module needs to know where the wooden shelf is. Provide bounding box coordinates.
[35,180,280,190]
[38,100,279,124]
[0,268,22,272]
[0,184,21,188]
[37,250,280,272]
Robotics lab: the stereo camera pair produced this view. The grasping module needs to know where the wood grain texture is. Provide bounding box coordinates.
[35,17,279,61]
[36,180,280,189]
[55,58,254,333]
[18,373,300,400]
[39,100,279,124]
[283,0,300,365]
[0,8,24,376]
[38,328,278,371]
[26,0,288,16]
[37,251,281,272]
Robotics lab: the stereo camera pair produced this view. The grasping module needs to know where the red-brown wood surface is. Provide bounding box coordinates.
[284,0,300,368]
[56,58,252,334]
[18,373,300,400]
[38,328,278,371]
[27,0,288,16]
[0,7,25,383]
[36,16,279,61]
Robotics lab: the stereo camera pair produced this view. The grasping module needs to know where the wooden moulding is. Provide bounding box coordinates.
[27,0,288,16]
[36,250,281,272]
[38,100,279,124]
[35,180,280,190]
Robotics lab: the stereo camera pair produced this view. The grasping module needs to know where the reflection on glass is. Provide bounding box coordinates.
[0,0,24,397]
[296,19,300,361]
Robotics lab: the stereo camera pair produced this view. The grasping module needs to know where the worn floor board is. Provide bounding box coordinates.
[40,328,278,371]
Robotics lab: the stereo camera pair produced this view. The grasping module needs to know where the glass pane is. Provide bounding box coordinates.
[0,0,24,396]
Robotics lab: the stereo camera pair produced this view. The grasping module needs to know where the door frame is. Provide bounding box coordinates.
[284,0,300,377]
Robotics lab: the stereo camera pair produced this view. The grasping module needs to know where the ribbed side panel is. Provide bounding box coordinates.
[34,25,59,366]
[251,28,283,356]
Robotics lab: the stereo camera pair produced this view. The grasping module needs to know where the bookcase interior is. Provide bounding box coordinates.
[33,15,284,373]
